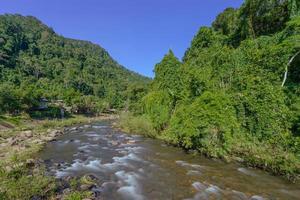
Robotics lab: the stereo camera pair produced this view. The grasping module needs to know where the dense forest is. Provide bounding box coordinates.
[0,0,299,181]
[0,14,149,116]
[120,0,300,180]
[1,1,300,199]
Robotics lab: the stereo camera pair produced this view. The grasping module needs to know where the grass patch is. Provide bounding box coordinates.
[118,112,157,137]
[0,114,27,128]
[230,137,300,181]
[0,164,56,200]
[0,114,95,139]
[63,191,93,200]
[117,111,300,182]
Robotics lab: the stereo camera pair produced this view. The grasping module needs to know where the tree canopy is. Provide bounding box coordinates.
[0,14,150,115]
[128,0,300,179]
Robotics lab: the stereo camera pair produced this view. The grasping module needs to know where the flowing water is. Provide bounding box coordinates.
[39,121,300,200]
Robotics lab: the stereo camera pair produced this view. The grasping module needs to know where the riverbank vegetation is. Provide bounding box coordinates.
[119,0,300,181]
[0,114,113,200]
[0,1,299,199]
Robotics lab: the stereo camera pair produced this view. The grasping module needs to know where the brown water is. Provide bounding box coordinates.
[39,121,300,200]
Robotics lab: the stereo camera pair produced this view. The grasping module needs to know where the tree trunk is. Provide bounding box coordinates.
[281,51,300,87]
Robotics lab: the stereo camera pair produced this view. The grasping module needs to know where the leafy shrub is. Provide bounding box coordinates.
[163,91,239,157]
[29,106,64,119]
[119,112,156,137]
[142,90,172,131]
[0,84,21,114]
[71,96,108,115]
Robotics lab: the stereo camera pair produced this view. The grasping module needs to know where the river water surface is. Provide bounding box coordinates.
[39,121,300,200]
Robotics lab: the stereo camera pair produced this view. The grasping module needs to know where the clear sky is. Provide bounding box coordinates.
[0,0,244,77]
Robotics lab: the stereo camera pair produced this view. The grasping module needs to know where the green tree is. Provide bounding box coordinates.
[153,50,183,102]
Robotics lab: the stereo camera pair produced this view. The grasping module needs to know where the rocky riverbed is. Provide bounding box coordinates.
[0,115,119,200]
[37,121,300,200]
[0,129,63,163]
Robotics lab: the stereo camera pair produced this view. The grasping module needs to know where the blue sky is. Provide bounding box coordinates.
[0,0,244,77]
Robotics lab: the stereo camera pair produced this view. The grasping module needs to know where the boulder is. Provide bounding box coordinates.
[54,163,62,168]
[55,195,63,200]
[5,166,12,173]
[91,186,102,198]
[26,159,35,167]
[127,140,136,144]
[55,178,70,192]
[32,139,43,144]
[85,174,99,181]
[20,130,33,138]
[69,127,78,131]
[63,176,73,182]
[41,136,56,142]
[80,184,94,191]
[30,195,42,200]
[32,168,40,175]
[7,137,18,145]
[250,195,265,200]
[62,188,71,195]
[49,130,63,137]
[81,174,99,184]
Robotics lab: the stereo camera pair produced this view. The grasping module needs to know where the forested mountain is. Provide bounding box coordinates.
[1,0,299,180]
[0,14,149,115]
[123,0,300,180]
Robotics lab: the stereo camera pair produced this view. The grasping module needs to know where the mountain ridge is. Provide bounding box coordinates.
[0,14,150,114]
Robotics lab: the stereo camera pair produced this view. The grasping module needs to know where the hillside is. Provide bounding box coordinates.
[120,0,300,180]
[0,14,149,115]
[1,1,300,200]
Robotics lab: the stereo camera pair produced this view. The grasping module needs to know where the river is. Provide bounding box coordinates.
[39,121,300,200]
